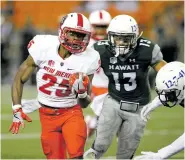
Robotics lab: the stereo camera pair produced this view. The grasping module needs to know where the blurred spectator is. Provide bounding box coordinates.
[172,3,184,62]
[113,0,139,12]
[74,0,109,13]
[20,17,36,63]
[2,1,14,16]
[20,17,36,85]
[1,14,14,82]
[148,4,183,89]
[152,11,178,63]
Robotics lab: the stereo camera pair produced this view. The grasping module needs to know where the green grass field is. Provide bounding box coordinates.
[1,85,184,159]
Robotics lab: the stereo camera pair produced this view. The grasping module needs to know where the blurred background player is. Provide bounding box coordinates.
[134,61,184,159]
[88,10,111,44]
[9,12,100,159]
[85,10,112,137]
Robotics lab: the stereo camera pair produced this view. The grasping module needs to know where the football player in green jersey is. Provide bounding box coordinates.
[84,14,167,159]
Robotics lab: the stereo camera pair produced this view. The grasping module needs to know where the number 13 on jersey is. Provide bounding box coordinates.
[112,72,137,91]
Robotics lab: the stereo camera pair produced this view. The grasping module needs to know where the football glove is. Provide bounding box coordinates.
[69,72,89,98]
[9,105,32,134]
[134,151,163,160]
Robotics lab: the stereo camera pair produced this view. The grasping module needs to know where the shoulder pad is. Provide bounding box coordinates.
[28,35,58,65]
[94,40,109,46]
[28,35,58,51]
[137,37,155,49]
[93,40,110,53]
[82,46,100,75]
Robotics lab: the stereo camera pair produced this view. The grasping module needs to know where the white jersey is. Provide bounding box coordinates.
[89,38,109,88]
[28,35,100,108]
[88,38,97,47]
[92,68,108,88]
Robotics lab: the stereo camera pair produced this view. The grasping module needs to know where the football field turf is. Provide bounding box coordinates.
[1,85,184,159]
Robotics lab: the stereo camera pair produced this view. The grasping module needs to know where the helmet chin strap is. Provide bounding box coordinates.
[114,50,119,57]
[138,31,143,39]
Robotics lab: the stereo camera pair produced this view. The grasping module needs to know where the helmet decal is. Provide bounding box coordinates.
[77,13,83,27]
[99,11,103,19]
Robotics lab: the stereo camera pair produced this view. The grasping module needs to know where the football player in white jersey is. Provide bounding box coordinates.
[134,61,185,160]
[18,10,111,139]
[9,13,100,159]
[85,10,112,137]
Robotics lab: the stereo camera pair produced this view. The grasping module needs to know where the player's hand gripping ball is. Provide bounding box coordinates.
[69,72,90,94]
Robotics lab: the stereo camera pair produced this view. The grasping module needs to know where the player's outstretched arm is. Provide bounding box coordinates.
[153,60,167,72]
[157,132,184,158]
[140,96,163,122]
[10,55,36,134]
[134,133,184,159]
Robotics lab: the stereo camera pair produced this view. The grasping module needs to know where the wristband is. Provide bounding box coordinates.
[12,104,22,110]
[78,92,87,99]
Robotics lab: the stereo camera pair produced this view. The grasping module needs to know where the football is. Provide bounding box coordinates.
[69,72,90,88]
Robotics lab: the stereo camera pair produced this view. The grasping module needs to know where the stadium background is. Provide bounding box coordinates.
[1,0,184,159]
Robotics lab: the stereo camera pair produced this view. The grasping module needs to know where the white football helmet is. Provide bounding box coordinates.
[155,61,185,107]
[89,10,112,40]
[58,13,91,54]
[107,14,142,58]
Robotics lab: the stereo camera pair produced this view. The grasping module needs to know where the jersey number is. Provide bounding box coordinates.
[139,39,151,47]
[112,72,137,91]
[27,40,34,49]
[97,41,109,45]
[39,74,71,97]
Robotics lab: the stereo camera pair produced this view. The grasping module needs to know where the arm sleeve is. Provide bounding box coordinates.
[150,44,163,66]
[150,96,163,108]
[158,133,184,159]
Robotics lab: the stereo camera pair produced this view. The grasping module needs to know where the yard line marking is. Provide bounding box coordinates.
[1,114,183,121]
[1,114,40,120]
[1,129,183,140]
[1,133,40,140]
[144,129,183,136]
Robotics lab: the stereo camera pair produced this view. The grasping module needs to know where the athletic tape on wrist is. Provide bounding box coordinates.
[78,92,87,99]
[12,104,22,110]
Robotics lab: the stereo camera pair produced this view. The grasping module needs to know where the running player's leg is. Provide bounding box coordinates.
[117,107,146,159]
[62,105,87,159]
[85,95,122,159]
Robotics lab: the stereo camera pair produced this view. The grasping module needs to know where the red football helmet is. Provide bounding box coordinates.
[58,13,91,54]
[89,10,112,40]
